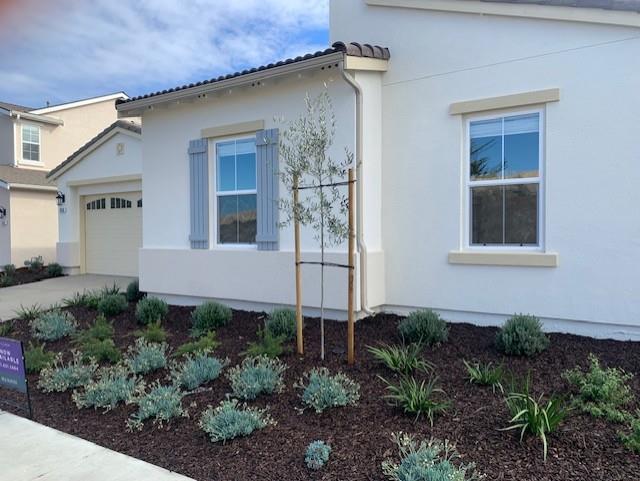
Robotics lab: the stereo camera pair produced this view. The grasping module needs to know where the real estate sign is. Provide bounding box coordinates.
[0,337,27,393]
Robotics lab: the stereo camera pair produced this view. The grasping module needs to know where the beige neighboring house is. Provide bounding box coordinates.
[0,93,128,268]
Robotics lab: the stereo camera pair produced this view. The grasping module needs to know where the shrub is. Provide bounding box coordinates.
[24,255,44,272]
[495,314,549,356]
[25,343,55,373]
[367,343,431,375]
[46,263,63,277]
[100,283,121,296]
[243,328,288,358]
[134,321,168,343]
[175,331,220,357]
[381,374,450,425]
[73,365,141,411]
[73,315,114,345]
[191,301,231,336]
[463,360,504,393]
[84,290,105,310]
[305,440,331,470]
[170,352,228,390]
[124,338,168,374]
[38,352,98,392]
[136,297,168,325]
[397,309,448,345]
[199,399,275,443]
[620,411,640,453]
[0,275,15,287]
[562,354,633,423]
[15,303,44,321]
[127,383,187,431]
[0,320,13,337]
[126,279,144,302]
[30,310,76,341]
[98,294,128,317]
[382,432,481,481]
[265,308,297,340]
[227,355,286,400]
[297,367,360,413]
[2,263,16,276]
[502,377,567,461]
[80,338,121,364]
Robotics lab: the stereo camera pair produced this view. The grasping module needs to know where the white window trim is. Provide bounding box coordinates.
[462,107,545,252]
[209,135,258,250]
[20,123,42,165]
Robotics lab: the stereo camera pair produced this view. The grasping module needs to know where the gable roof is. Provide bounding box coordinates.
[478,0,640,13]
[47,120,141,180]
[31,92,128,115]
[0,101,33,113]
[0,166,53,189]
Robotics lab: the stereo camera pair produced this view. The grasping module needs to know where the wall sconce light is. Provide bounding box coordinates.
[0,206,6,219]
[56,192,66,206]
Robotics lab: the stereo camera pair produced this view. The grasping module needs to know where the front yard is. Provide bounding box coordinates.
[1,288,639,481]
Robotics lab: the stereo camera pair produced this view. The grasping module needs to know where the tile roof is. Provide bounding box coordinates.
[478,0,640,13]
[47,120,141,179]
[0,101,33,113]
[117,41,390,106]
[0,166,52,187]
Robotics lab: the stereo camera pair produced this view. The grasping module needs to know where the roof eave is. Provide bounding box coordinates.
[10,110,63,126]
[117,52,345,116]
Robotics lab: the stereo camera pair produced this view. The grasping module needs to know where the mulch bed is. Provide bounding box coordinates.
[2,304,639,481]
[0,266,62,287]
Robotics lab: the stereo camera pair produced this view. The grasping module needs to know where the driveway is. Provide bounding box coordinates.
[0,274,134,321]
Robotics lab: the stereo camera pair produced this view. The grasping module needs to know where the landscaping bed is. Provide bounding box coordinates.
[2,302,639,481]
[0,264,64,287]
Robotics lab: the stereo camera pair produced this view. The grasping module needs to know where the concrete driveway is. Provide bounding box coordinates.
[0,274,134,321]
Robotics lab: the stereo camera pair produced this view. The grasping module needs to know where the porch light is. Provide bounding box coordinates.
[56,192,66,206]
[0,206,6,219]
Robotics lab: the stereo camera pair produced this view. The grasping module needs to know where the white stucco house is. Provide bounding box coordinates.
[52,0,640,340]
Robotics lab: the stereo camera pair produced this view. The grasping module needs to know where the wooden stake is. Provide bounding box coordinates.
[294,174,304,355]
[347,168,355,365]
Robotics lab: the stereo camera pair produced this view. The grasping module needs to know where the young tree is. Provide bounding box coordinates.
[279,90,352,360]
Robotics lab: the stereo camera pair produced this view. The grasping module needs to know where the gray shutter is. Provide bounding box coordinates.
[255,128,280,251]
[188,139,209,249]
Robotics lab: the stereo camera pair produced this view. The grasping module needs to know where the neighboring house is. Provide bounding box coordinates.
[113,0,639,339]
[0,93,128,267]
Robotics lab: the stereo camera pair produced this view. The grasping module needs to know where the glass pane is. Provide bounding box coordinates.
[237,194,257,243]
[504,113,539,179]
[471,186,503,245]
[217,142,236,191]
[470,118,502,180]
[505,184,538,245]
[236,151,256,190]
[218,195,238,244]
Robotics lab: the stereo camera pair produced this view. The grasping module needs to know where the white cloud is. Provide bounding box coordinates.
[0,0,329,106]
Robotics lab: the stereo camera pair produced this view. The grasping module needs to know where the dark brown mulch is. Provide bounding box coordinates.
[0,266,62,287]
[2,305,640,481]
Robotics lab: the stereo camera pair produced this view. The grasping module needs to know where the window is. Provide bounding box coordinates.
[86,198,106,210]
[215,138,257,244]
[137,199,142,208]
[467,111,542,247]
[110,197,132,209]
[22,125,40,162]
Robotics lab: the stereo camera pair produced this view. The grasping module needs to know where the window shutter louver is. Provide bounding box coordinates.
[255,128,280,251]
[188,138,209,249]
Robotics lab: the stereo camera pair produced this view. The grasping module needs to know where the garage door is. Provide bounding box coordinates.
[84,192,142,276]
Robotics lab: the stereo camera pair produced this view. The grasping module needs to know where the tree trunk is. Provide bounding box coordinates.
[319,183,325,361]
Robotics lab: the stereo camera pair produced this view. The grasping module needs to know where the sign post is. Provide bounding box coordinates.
[0,337,32,418]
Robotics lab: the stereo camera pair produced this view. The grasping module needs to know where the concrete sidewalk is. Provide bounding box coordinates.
[0,274,133,321]
[0,411,195,481]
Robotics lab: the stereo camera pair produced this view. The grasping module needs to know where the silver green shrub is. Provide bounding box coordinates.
[135,297,169,325]
[191,301,232,336]
[125,338,168,374]
[170,352,228,390]
[397,309,448,345]
[30,310,77,341]
[305,440,331,470]
[38,351,97,392]
[296,367,360,413]
[265,308,297,341]
[199,399,275,443]
[127,382,187,431]
[73,365,141,411]
[495,314,549,356]
[227,355,286,400]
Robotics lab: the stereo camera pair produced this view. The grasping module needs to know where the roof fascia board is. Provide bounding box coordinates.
[11,111,64,126]
[31,92,129,115]
[66,174,141,187]
[365,0,640,28]
[117,52,344,114]
[344,55,389,71]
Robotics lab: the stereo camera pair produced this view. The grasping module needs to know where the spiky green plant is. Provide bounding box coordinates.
[381,374,450,425]
[134,321,168,343]
[242,328,288,358]
[367,343,432,375]
[463,360,504,393]
[15,303,44,322]
[175,331,220,357]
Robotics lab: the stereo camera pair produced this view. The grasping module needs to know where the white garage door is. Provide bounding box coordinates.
[84,192,142,276]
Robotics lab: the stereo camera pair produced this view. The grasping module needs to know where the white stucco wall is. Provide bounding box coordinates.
[0,187,10,266]
[331,0,640,337]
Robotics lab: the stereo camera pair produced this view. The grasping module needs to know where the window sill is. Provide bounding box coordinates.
[18,160,44,168]
[448,250,559,267]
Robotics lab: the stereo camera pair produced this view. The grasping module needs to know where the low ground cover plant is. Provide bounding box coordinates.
[135,321,168,343]
[125,338,168,374]
[170,352,228,390]
[265,308,297,341]
[368,343,431,375]
[126,279,144,302]
[1,264,16,287]
[25,343,55,373]
[199,399,275,443]
[496,314,549,356]
[2,263,16,277]
[127,382,187,431]
[38,351,98,392]
[562,353,634,423]
[136,297,169,325]
[398,309,448,345]
[227,355,286,400]
[24,255,44,272]
[98,294,128,317]
[381,373,450,425]
[175,331,219,357]
[30,310,77,341]
[305,440,331,470]
[191,301,231,336]
[73,365,141,411]
[297,367,360,413]
[463,360,504,393]
[620,411,640,453]
[382,432,481,481]
[47,263,64,277]
[243,328,288,358]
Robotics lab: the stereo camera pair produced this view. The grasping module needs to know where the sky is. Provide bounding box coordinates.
[0,0,329,108]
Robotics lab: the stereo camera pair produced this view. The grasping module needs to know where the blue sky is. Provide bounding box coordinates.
[0,0,329,108]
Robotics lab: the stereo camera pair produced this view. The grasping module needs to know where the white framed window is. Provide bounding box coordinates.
[465,109,543,249]
[214,137,257,245]
[22,124,40,162]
